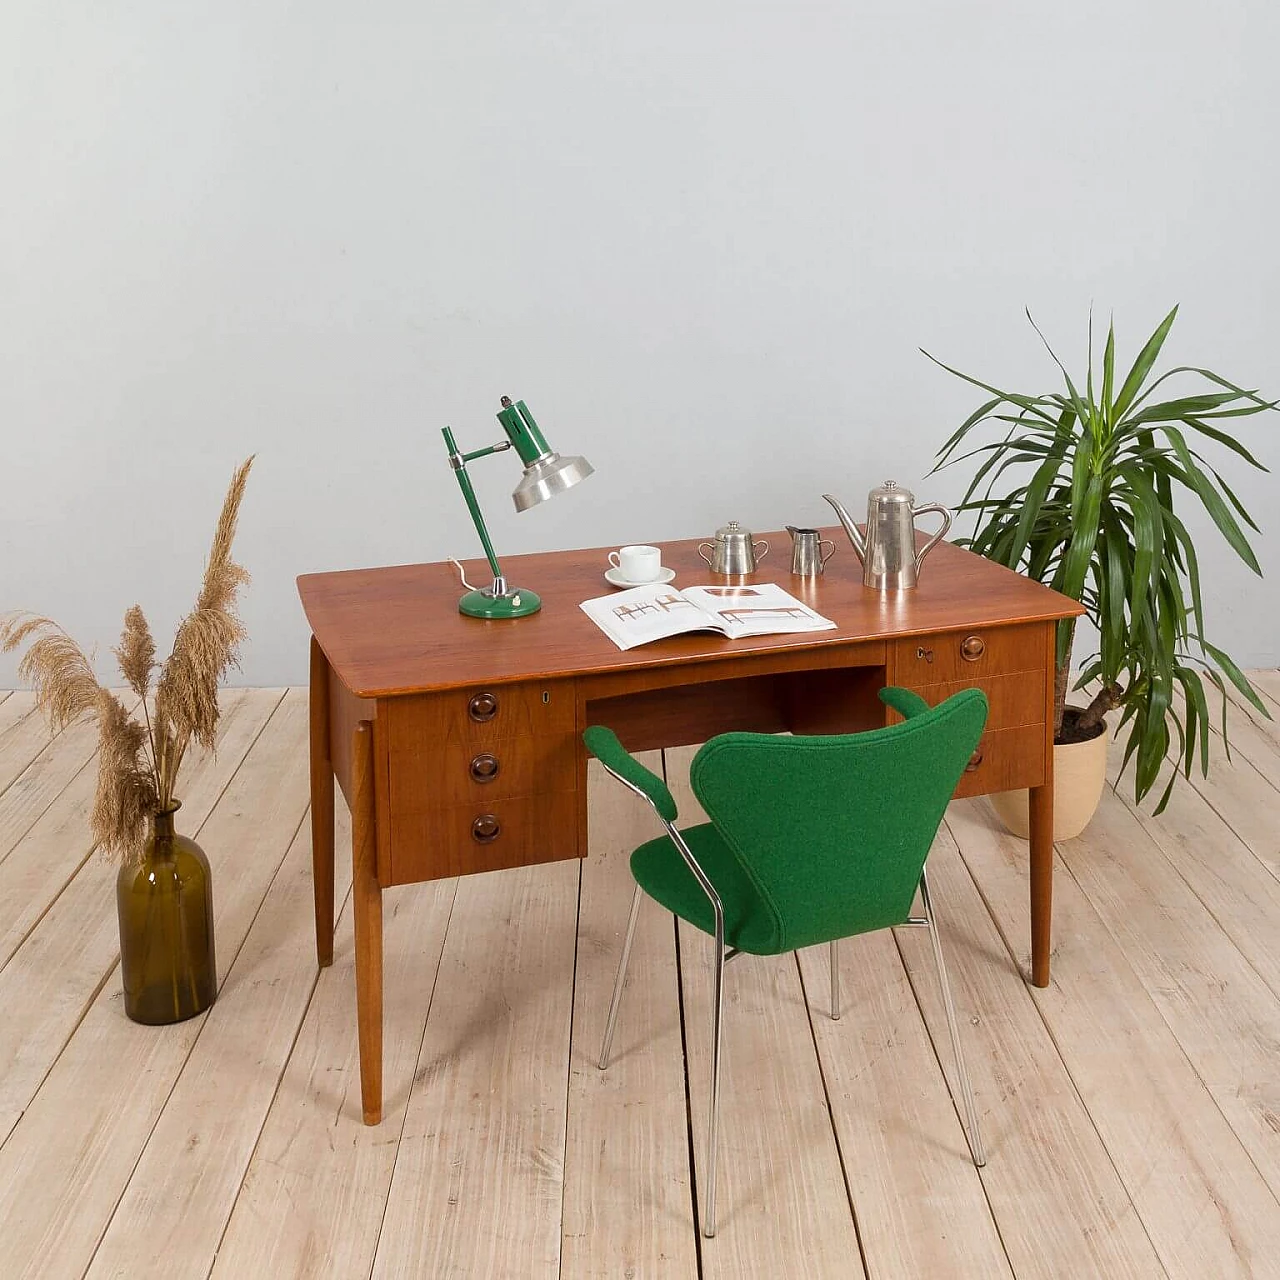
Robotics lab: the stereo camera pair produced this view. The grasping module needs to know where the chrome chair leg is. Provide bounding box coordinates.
[598,884,643,1071]
[830,938,841,1020]
[919,867,986,1167]
[703,911,727,1238]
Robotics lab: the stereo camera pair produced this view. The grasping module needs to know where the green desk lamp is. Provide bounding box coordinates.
[443,396,594,618]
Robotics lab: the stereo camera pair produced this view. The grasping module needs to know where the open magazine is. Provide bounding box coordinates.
[580,582,837,652]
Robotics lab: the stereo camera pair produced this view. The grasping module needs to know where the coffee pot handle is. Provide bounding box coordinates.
[752,539,769,561]
[697,542,714,566]
[912,503,953,570]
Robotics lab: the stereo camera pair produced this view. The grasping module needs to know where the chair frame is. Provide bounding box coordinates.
[594,759,986,1239]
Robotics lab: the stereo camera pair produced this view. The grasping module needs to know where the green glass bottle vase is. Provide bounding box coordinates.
[116,803,217,1025]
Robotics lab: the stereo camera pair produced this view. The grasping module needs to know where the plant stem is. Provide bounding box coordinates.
[1077,683,1123,733]
[176,883,201,1011]
[138,694,160,790]
[1052,616,1078,739]
[1053,664,1070,738]
[154,731,169,810]
[166,737,188,808]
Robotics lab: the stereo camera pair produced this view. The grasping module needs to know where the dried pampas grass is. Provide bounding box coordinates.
[1,456,255,861]
[0,614,103,730]
[115,605,156,702]
[92,692,159,865]
[153,455,254,806]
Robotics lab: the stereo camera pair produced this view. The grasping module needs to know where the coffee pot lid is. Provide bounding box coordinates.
[870,479,915,506]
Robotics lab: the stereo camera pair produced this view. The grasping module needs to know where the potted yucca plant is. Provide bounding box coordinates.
[1,458,254,1023]
[926,308,1273,837]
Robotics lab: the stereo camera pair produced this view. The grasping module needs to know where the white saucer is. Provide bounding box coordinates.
[604,566,676,589]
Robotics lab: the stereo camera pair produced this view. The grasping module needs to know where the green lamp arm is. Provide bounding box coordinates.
[442,426,504,582]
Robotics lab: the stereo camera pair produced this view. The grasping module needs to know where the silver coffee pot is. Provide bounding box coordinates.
[823,482,952,590]
[697,521,769,576]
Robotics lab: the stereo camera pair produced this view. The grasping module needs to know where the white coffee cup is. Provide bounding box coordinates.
[609,545,662,583]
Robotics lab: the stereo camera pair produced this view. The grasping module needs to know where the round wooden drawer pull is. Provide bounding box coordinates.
[960,635,986,661]
[965,749,984,772]
[470,753,500,783]
[471,814,502,843]
[468,691,499,722]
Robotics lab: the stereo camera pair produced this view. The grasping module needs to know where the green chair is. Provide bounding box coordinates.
[584,686,989,1237]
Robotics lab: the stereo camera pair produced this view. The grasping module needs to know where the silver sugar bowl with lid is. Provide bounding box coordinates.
[697,521,770,576]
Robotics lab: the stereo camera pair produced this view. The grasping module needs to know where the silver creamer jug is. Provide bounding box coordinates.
[822,482,952,589]
[786,526,836,577]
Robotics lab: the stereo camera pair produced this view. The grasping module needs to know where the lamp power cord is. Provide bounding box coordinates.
[449,558,479,592]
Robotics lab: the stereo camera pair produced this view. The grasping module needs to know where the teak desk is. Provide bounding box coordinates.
[299,532,1082,1124]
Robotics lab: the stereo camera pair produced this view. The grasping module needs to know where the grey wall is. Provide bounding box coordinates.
[2,1,1277,686]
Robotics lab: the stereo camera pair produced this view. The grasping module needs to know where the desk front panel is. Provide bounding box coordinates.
[892,621,1044,685]
[386,789,581,883]
[369,621,1054,887]
[380,679,581,886]
[894,669,1045,733]
[889,618,1053,799]
[578,641,889,752]
[953,723,1046,798]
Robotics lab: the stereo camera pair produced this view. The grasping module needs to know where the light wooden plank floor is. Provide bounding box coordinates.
[1,680,1279,1279]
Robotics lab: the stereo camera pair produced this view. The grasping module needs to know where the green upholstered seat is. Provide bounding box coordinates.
[593,686,988,955]
[630,823,776,953]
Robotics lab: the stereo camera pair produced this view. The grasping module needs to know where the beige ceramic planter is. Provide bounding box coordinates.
[990,713,1109,841]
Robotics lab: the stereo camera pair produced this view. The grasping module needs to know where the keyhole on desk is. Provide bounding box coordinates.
[543,690,550,704]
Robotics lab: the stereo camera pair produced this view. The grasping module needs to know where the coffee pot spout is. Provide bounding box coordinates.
[822,494,866,564]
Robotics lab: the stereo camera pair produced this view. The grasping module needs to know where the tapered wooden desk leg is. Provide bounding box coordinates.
[1029,780,1053,987]
[351,720,383,1125]
[309,637,336,968]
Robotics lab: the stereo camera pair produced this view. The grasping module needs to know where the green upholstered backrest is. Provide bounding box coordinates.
[687,688,988,953]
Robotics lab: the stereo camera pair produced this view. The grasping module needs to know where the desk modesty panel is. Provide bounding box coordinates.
[299,530,1081,1122]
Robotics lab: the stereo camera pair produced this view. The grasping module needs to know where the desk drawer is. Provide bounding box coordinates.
[895,622,1043,685]
[385,680,576,752]
[952,723,1046,799]
[392,734,578,810]
[897,670,1046,733]
[388,790,581,884]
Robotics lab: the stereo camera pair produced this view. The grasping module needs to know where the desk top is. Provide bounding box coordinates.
[298,531,1083,698]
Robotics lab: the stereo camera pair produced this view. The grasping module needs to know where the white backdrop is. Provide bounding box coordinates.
[2,1,1277,686]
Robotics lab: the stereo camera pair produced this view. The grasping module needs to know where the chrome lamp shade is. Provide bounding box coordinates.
[512,451,594,512]
[442,396,593,619]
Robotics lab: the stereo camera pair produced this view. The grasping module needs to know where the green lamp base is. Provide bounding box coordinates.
[458,586,542,619]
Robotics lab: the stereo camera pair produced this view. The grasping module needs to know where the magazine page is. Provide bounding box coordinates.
[678,583,837,638]
[579,585,717,651]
